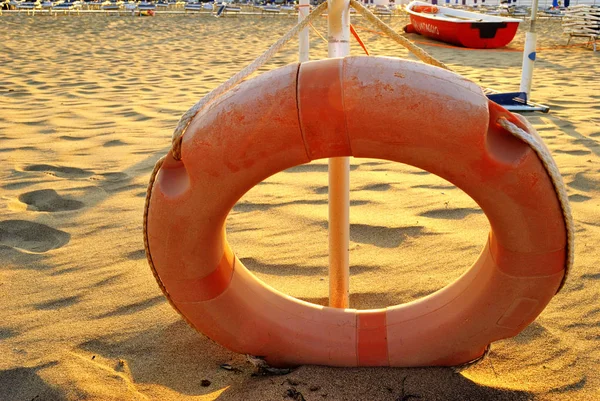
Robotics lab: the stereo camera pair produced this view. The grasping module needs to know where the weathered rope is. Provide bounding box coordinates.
[143,157,170,299]
[145,1,571,373]
[498,117,574,293]
[170,1,328,160]
[339,1,574,289]
[349,0,451,71]
[143,156,205,331]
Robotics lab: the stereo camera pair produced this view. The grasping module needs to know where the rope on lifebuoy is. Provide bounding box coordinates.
[498,118,574,293]
[150,0,453,341]
[170,2,329,161]
[168,1,450,161]
[346,2,573,292]
[346,1,572,293]
[144,157,169,297]
[149,1,572,371]
[143,156,208,332]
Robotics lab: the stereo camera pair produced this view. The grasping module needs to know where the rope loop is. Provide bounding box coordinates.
[169,1,454,160]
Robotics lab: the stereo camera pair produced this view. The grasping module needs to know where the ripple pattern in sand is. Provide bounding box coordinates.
[1,13,599,401]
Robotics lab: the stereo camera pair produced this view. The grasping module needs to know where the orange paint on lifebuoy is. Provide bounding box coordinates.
[145,56,567,368]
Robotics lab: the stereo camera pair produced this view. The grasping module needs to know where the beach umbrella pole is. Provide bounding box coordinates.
[519,0,539,97]
[327,0,351,309]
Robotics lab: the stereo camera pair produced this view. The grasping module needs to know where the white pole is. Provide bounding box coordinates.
[519,0,539,97]
[327,0,350,308]
[327,0,351,309]
[299,0,310,63]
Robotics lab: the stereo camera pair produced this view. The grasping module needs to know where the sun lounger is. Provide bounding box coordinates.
[562,5,600,51]
[185,0,212,12]
[485,88,549,113]
[101,0,122,10]
[372,4,392,16]
[184,1,201,11]
[52,0,82,12]
[280,4,294,13]
[137,1,156,10]
[262,4,280,13]
[15,0,41,10]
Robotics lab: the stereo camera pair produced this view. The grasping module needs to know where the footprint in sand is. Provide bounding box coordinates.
[59,135,87,142]
[358,183,392,192]
[555,149,591,156]
[412,184,456,191]
[349,224,433,248]
[125,249,146,260]
[569,194,591,203]
[97,172,129,182]
[419,208,483,220]
[103,139,127,147]
[0,220,70,253]
[568,172,599,192]
[0,327,18,340]
[23,164,94,179]
[18,189,84,212]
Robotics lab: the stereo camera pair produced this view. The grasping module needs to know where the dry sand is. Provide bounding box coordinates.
[1,11,599,401]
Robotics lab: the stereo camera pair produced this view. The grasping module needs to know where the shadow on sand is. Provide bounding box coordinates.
[78,320,534,401]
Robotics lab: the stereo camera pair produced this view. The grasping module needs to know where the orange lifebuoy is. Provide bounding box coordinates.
[145,56,567,367]
[412,5,439,13]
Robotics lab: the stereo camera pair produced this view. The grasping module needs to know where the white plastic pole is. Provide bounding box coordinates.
[298,0,310,63]
[327,0,351,309]
[519,0,539,97]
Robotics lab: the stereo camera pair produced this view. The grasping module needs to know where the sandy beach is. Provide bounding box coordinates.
[1,10,599,401]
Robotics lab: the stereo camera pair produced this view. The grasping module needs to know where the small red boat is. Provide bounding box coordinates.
[404,1,522,49]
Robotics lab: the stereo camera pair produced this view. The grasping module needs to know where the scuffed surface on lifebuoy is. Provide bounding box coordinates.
[146,56,567,368]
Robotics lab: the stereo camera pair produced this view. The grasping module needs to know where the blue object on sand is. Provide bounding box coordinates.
[485,90,550,113]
